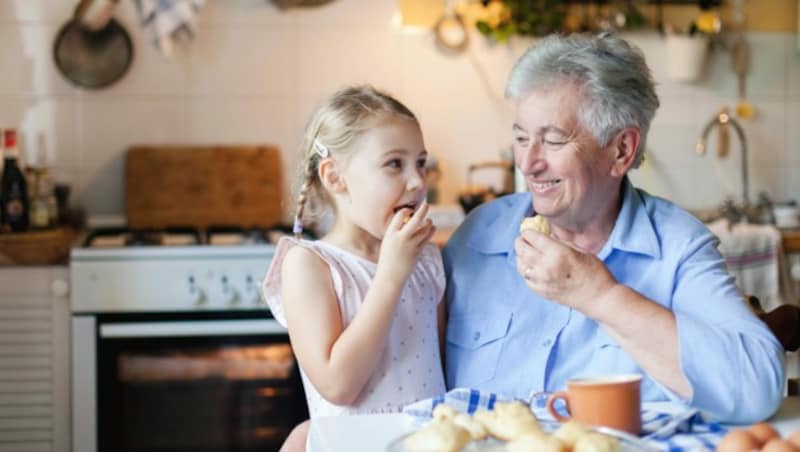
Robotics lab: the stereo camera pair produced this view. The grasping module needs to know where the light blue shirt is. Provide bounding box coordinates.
[443,178,784,423]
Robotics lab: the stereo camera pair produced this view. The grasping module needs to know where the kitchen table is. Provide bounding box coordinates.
[307,397,800,452]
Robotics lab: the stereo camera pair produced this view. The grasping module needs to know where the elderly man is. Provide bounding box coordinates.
[443,33,784,423]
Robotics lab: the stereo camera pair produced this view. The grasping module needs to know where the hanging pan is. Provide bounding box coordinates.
[53,4,133,89]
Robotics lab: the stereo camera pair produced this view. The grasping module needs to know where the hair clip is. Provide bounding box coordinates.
[292,217,303,238]
[313,140,330,158]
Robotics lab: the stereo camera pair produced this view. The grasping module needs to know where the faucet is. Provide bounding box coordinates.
[695,109,749,205]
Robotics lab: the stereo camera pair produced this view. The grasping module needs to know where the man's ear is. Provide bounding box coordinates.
[318,158,347,193]
[609,127,640,177]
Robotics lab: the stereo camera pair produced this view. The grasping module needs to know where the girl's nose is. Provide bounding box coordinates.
[407,169,423,191]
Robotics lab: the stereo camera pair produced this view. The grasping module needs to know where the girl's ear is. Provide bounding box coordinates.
[609,127,640,178]
[318,158,347,193]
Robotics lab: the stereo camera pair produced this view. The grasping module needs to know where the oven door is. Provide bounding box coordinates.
[73,311,308,452]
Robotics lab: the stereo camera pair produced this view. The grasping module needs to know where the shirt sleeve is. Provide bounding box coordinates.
[672,231,785,423]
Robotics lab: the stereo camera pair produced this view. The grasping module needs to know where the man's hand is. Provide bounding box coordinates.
[514,229,618,311]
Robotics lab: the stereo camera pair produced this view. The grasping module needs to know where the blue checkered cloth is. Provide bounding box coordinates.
[402,388,727,451]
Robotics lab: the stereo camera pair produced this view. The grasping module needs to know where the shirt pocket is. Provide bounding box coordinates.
[446,312,512,386]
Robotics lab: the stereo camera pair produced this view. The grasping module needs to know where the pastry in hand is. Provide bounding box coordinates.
[404,418,472,452]
[474,401,541,441]
[520,215,551,235]
[506,432,569,452]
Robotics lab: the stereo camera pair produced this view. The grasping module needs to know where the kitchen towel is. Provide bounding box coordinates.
[708,218,784,311]
[135,0,204,57]
[402,388,726,451]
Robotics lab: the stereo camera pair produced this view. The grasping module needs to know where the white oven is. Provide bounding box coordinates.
[71,235,307,452]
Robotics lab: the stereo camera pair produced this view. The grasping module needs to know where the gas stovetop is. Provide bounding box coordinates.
[81,225,298,248]
[70,224,310,314]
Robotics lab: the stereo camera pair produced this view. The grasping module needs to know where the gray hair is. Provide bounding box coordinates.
[505,33,659,168]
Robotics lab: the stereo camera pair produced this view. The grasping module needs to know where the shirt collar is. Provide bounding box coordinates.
[464,177,661,259]
[465,193,532,255]
[602,177,661,259]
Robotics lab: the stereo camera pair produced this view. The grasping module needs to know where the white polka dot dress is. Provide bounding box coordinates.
[262,237,446,417]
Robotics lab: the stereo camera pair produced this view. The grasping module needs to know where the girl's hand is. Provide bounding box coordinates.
[377,202,435,284]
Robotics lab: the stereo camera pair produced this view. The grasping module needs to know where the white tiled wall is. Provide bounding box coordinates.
[0,0,799,217]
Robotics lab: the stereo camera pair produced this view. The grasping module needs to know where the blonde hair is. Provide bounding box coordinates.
[293,85,418,237]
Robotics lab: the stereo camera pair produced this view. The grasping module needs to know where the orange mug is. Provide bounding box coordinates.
[546,374,642,435]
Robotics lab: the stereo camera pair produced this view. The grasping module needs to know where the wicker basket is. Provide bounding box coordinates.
[0,227,75,265]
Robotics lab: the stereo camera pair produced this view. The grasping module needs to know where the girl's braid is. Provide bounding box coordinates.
[292,153,317,238]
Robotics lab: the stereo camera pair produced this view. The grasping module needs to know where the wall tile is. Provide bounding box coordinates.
[77,98,188,171]
[18,96,80,169]
[787,38,800,98]
[188,96,300,215]
[0,0,74,24]
[198,0,295,28]
[296,29,401,100]
[293,0,396,31]
[189,27,297,97]
[75,158,126,214]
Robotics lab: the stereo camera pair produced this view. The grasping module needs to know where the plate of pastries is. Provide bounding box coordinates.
[388,401,657,452]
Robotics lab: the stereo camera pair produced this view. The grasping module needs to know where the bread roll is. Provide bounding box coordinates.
[520,215,550,235]
[404,418,472,452]
[474,401,541,441]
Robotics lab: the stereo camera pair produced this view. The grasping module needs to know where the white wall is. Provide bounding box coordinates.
[0,0,798,219]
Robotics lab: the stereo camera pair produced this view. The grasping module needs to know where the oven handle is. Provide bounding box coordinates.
[100,319,287,338]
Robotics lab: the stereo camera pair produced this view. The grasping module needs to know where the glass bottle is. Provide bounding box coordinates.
[1,128,29,232]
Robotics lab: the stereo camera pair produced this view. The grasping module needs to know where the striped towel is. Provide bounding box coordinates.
[402,388,726,451]
[136,0,204,56]
[708,219,783,311]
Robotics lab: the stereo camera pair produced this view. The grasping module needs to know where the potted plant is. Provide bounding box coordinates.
[475,0,567,42]
[664,11,721,82]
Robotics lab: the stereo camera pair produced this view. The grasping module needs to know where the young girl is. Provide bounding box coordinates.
[262,86,446,448]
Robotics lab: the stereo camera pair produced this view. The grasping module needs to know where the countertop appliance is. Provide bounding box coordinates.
[70,146,308,452]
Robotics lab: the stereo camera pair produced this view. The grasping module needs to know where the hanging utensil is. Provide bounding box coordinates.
[730,0,755,119]
[717,107,730,158]
[53,1,133,89]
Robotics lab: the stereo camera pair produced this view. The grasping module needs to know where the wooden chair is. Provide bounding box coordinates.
[752,296,800,395]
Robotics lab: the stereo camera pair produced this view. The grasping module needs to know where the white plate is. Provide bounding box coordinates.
[386,420,660,452]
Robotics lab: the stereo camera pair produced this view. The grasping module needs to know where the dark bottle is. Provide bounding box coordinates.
[1,129,29,232]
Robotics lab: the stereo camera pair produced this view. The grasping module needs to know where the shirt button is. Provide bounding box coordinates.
[473,331,481,341]
[541,339,553,347]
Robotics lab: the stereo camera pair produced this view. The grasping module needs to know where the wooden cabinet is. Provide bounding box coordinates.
[0,266,70,452]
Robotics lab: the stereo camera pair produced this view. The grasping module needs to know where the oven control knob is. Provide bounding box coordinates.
[221,276,240,305]
[188,277,207,306]
[190,286,207,306]
[224,287,241,305]
[244,275,264,305]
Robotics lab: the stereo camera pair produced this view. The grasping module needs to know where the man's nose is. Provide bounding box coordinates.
[516,145,546,174]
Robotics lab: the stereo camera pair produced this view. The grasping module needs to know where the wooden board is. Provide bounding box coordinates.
[126,146,284,229]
